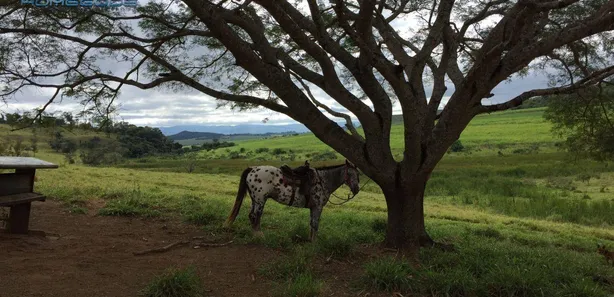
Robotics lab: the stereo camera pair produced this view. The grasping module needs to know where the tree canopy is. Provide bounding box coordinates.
[1,0,613,250]
[544,85,614,161]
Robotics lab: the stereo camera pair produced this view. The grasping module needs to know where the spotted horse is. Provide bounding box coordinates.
[224,160,361,241]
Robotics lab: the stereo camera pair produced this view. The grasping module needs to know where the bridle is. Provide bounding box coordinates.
[328,163,371,206]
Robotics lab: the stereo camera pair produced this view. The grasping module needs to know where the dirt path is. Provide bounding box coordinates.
[0,200,282,297]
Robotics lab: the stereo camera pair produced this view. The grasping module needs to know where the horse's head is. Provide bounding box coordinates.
[344,159,360,195]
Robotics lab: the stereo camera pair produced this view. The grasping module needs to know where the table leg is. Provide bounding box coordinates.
[7,202,31,234]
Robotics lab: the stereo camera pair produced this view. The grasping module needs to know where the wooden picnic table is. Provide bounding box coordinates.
[0,156,58,234]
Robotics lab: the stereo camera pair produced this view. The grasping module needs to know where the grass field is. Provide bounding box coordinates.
[4,107,614,296]
[195,108,559,161]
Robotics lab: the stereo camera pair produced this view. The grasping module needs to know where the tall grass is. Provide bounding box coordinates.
[361,231,614,297]
[140,266,205,297]
[259,246,324,297]
[427,167,614,226]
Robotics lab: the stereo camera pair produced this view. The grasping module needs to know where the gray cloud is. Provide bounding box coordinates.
[0,1,559,130]
[3,70,551,128]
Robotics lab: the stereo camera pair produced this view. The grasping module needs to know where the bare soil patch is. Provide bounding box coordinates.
[0,200,390,297]
[0,200,281,297]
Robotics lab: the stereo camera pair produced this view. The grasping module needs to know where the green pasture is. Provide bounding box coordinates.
[199,108,559,161]
[4,107,614,296]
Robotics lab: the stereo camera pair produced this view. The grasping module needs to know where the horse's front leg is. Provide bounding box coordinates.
[309,206,323,242]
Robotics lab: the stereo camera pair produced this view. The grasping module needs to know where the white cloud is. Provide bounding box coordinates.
[1,1,552,128]
[2,70,549,127]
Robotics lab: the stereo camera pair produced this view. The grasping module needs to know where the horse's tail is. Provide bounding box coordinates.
[224,167,252,227]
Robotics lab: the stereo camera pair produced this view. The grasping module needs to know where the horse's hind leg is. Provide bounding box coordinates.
[309,207,323,242]
[249,200,265,237]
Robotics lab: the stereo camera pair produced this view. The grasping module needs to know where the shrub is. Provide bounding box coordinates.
[449,139,465,152]
[140,266,205,297]
[273,273,323,297]
[577,173,596,185]
[259,247,312,281]
[311,151,337,161]
[272,148,287,155]
[79,137,126,166]
[362,257,414,292]
[255,147,269,153]
[12,137,24,156]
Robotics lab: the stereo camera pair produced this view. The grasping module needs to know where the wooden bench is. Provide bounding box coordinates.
[0,193,46,234]
[0,157,58,234]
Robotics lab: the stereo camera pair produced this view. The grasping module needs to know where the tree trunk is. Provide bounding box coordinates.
[382,174,435,251]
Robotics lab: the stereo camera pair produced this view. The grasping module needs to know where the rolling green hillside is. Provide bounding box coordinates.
[197,107,556,160]
[168,130,224,141]
[0,123,110,151]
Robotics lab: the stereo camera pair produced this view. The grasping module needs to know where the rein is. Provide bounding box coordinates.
[327,168,372,206]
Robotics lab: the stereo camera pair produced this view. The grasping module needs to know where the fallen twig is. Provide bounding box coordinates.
[192,240,234,248]
[325,253,334,263]
[133,239,234,256]
[133,241,190,256]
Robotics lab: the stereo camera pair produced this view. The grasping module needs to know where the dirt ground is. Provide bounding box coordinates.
[0,200,379,297]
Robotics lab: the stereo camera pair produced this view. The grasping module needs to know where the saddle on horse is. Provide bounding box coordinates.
[280,160,314,206]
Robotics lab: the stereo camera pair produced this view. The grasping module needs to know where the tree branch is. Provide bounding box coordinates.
[477,65,614,113]
[291,72,364,142]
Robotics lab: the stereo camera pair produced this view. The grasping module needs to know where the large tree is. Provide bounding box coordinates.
[1,0,613,250]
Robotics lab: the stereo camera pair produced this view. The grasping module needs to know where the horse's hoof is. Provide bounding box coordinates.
[253,231,264,238]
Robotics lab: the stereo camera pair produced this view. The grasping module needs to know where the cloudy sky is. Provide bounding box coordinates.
[0,1,552,128]
[0,69,547,127]
[1,70,550,128]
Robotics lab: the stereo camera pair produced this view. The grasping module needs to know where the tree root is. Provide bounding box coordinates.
[133,239,233,256]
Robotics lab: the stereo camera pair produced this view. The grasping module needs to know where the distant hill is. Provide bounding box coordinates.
[158,123,311,136]
[168,131,224,141]
[157,120,361,136]
[169,130,303,146]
